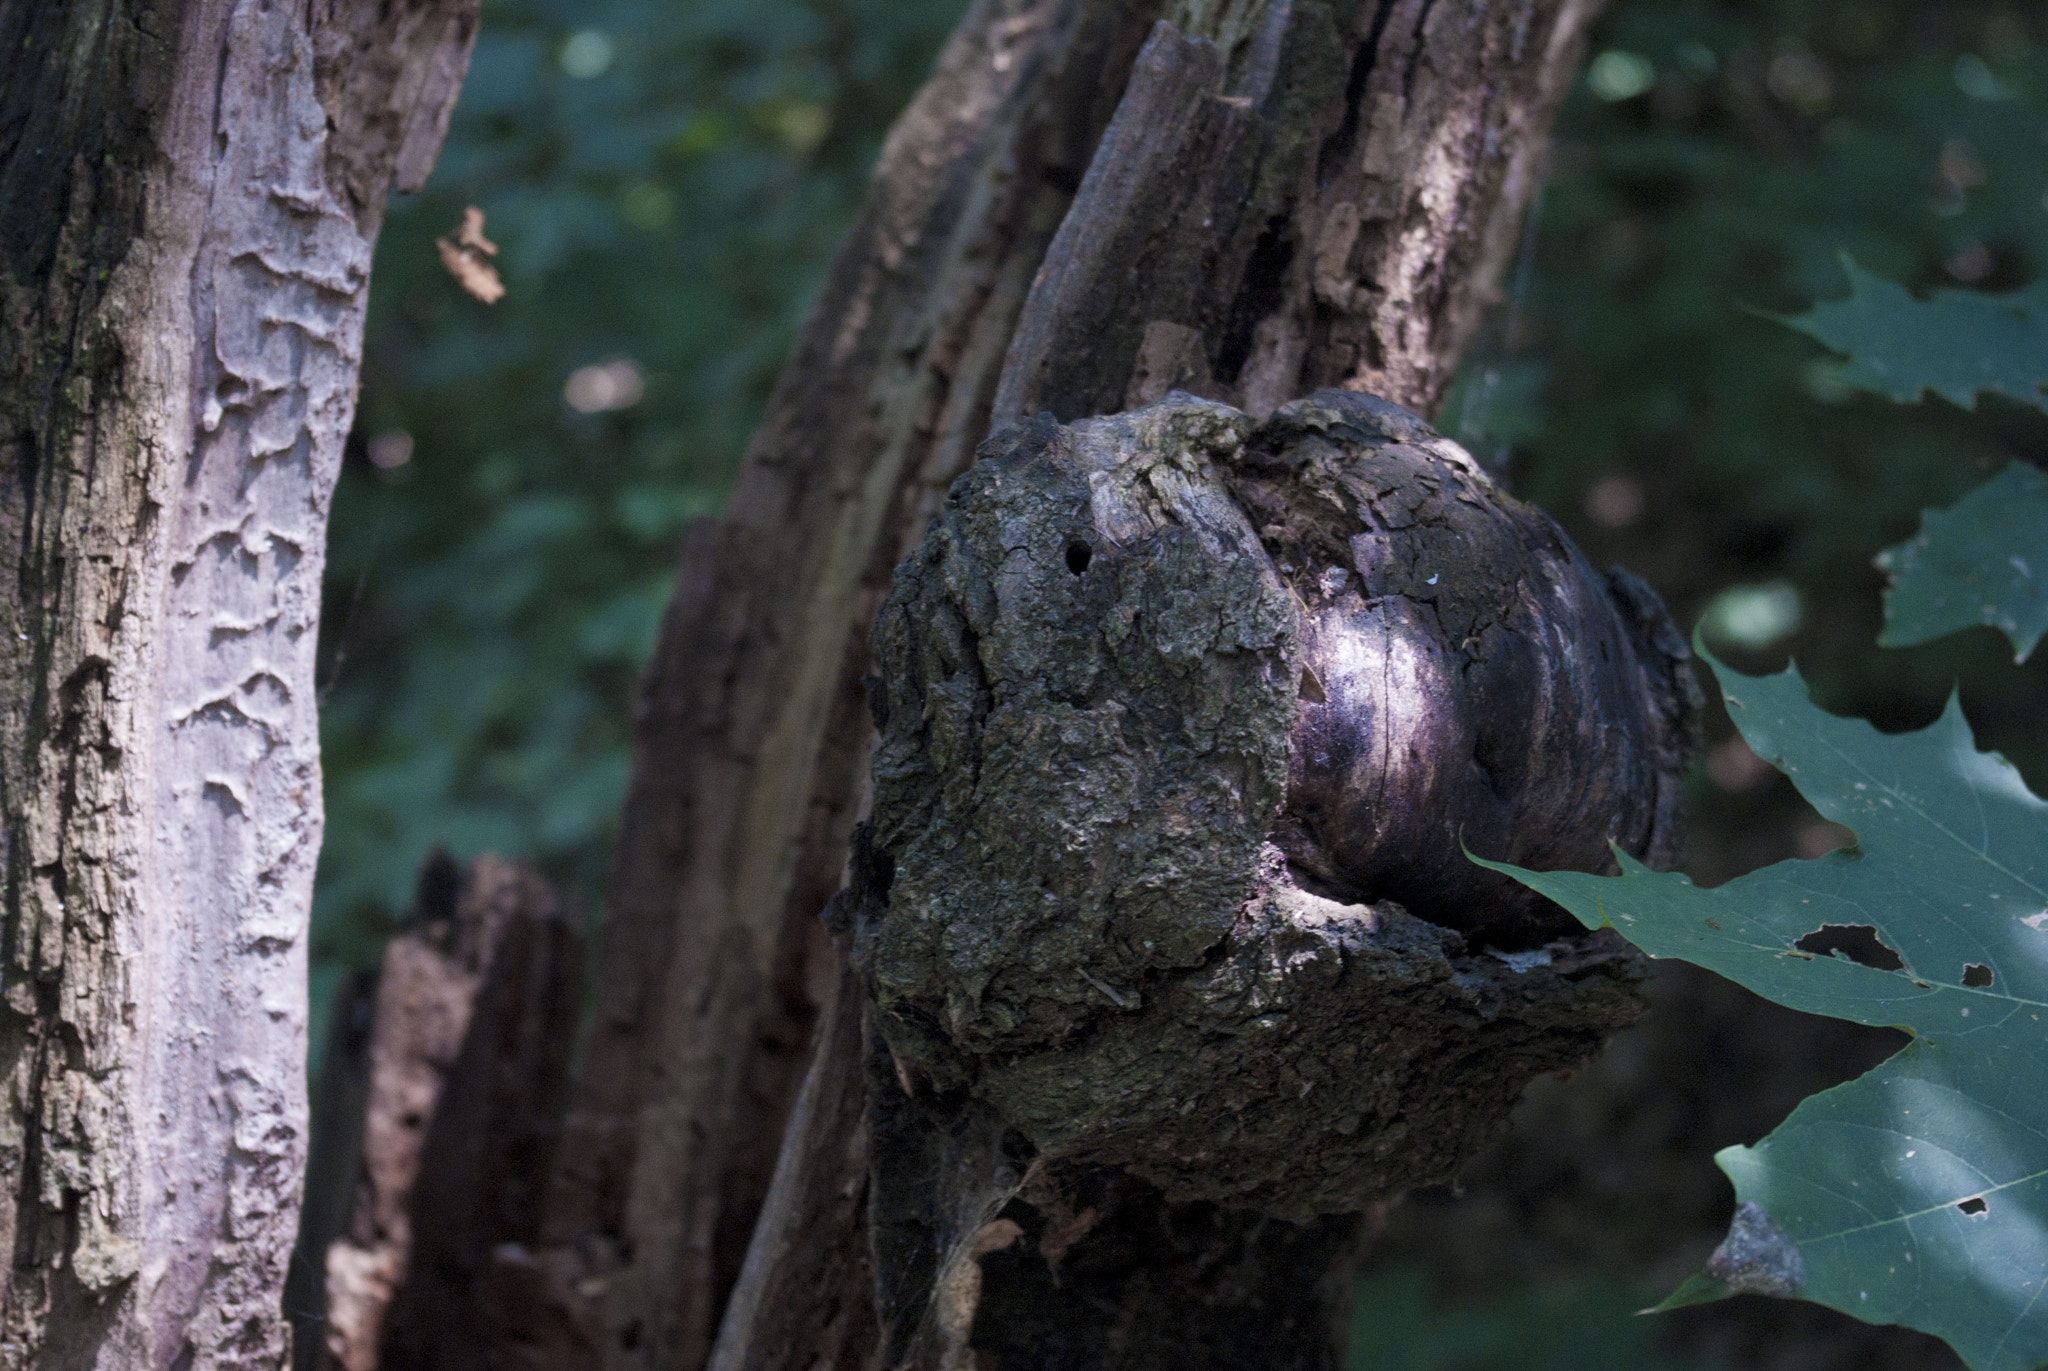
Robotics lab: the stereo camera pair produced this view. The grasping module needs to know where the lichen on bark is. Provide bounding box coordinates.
[848,390,1694,1223]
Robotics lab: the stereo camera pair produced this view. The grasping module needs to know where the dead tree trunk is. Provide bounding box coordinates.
[840,387,1692,1368]
[299,854,582,1371]
[0,1,475,1364]
[506,2,1612,1369]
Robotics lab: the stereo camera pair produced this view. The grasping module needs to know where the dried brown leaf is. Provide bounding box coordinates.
[437,206,504,304]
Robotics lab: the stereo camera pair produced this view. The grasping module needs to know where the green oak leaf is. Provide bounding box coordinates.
[1478,649,2048,1371]
[1775,256,2048,412]
[1876,463,2048,663]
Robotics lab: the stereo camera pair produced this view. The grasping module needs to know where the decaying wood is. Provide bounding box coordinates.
[522,0,1610,1367]
[0,0,475,1362]
[700,966,873,1371]
[847,390,1691,1365]
[502,4,1159,1367]
[997,0,1603,426]
[308,855,579,1371]
[374,861,583,1371]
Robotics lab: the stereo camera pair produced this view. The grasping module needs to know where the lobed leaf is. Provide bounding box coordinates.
[1479,649,2048,1371]
[1875,462,2048,663]
[1775,256,2048,412]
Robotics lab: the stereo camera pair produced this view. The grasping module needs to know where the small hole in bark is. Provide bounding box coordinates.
[1962,963,1994,988]
[621,1320,643,1350]
[1065,541,1093,574]
[1958,1196,1988,1217]
[1793,923,1904,972]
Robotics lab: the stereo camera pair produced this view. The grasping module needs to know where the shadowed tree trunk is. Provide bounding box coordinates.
[499,2,1620,1369]
[0,0,475,1363]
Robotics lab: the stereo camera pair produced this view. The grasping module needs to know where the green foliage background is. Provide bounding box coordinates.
[316,0,960,1004]
[321,0,2048,1363]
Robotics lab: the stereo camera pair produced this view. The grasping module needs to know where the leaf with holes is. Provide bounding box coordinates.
[1774,256,2048,412]
[1477,647,2048,1371]
[1876,463,2048,664]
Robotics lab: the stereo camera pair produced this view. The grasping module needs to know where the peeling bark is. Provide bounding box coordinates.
[526,1,1610,1368]
[0,1,476,1363]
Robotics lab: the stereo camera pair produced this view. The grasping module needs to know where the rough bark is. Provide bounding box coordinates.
[305,855,579,1371]
[523,1,1609,1368]
[843,391,1690,1365]
[0,1,475,1365]
[995,0,1601,426]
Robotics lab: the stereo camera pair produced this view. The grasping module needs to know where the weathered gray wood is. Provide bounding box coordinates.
[997,0,1607,426]
[0,0,475,1362]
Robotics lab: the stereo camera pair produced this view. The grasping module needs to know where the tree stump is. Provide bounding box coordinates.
[525,2,1624,1366]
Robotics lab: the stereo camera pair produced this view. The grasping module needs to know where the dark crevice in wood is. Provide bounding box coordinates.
[1314,0,1399,184]
[1215,214,1297,383]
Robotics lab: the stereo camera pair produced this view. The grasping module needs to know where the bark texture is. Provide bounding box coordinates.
[996,0,1602,425]
[843,391,1687,1363]
[520,0,1609,1367]
[0,0,475,1364]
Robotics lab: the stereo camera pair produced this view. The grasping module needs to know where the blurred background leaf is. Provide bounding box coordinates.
[1773,259,2048,408]
[1876,461,2048,660]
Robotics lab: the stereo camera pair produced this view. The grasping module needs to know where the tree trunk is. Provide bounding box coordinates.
[0,1,475,1363]
[513,1,1610,1369]
[501,5,1161,1365]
